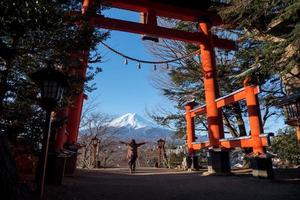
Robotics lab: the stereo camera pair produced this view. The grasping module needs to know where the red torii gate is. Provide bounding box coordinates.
[55,0,273,177]
[185,82,273,176]
[187,85,268,150]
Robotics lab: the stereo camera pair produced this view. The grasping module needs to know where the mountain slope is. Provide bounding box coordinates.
[107,113,158,129]
[107,113,173,141]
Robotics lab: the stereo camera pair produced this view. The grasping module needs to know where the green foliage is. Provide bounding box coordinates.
[219,0,299,77]
[0,1,109,198]
[271,127,300,165]
[0,0,108,149]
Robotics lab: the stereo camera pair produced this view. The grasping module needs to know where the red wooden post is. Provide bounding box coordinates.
[185,102,196,155]
[67,94,84,144]
[244,83,264,154]
[198,20,224,148]
[66,51,89,144]
[244,81,274,178]
[66,0,94,145]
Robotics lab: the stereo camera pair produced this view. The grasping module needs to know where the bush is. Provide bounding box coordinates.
[169,152,185,168]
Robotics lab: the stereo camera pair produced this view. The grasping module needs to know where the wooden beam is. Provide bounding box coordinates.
[191,105,206,117]
[89,15,236,50]
[190,86,259,117]
[192,134,270,150]
[104,0,223,25]
[192,141,210,149]
[218,136,269,149]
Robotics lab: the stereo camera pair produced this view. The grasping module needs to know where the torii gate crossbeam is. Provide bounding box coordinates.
[87,0,223,24]
[88,15,236,50]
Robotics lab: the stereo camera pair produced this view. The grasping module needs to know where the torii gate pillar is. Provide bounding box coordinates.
[198,19,230,174]
[185,101,198,170]
[244,79,274,178]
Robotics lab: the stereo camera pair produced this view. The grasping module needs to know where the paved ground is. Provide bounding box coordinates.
[46,168,300,200]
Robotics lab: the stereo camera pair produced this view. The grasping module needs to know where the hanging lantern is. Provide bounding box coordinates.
[30,64,68,111]
[166,63,169,70]
[153,64,157,71]
[278,92,300,147]
[124,58,128,65]
[137,63,141,69]
[278,92,300,126]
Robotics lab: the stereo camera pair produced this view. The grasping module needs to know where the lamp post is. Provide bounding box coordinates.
[30,65,68,199]
[278,92,300,146]
[91,136,99,168]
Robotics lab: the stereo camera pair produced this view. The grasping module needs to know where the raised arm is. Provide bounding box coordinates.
[137,142,146,147]
[120,141,128,145]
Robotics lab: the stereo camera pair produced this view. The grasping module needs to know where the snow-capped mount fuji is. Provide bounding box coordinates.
[107,113,173,141]
[108,113,158,129]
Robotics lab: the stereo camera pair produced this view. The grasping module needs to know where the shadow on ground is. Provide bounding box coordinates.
[46,167,300,200]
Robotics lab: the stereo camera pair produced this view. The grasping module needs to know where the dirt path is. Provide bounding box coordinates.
[46,168,300,200]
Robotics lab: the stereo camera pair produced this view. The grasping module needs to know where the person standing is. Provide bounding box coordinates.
[120,139,146,174]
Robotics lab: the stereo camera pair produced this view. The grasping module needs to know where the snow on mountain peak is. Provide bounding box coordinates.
[108,113,158,129]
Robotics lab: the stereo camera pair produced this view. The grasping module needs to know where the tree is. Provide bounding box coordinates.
[0,1,108,199]
[271,127,300,166]
[0,0,108,143]
[78,112,119,168]
[218,0,299,94]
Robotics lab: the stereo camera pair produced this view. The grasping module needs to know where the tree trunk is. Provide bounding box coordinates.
[222,112,239,137]
[232,103,247,136]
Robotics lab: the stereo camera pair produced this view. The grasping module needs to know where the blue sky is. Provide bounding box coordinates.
[86,8,285,133]
[88,8,171,117]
